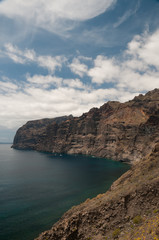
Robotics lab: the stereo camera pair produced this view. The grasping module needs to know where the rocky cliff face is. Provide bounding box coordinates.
[12,115,73,150]
[12,89,159,163]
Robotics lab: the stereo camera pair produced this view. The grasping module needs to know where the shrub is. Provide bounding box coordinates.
[112,228,120,238]
[133,215,142,224]
[153,209,159,213]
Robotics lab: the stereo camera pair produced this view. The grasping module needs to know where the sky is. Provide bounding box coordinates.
[0,0,159,142]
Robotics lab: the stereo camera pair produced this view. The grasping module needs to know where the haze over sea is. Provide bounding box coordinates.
[0,144,129,240]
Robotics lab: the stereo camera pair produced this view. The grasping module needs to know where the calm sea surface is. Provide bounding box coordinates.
[0,144,130,240]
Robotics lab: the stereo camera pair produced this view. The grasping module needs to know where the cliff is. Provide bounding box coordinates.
[35,143,159,240]
[12,88,159,163]
[12,115,73,150]
[12,88,159,239]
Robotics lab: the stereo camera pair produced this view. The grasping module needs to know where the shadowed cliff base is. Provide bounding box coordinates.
[12,88,159,163]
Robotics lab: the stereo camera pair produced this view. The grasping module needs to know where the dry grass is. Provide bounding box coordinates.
[119,213,159,240]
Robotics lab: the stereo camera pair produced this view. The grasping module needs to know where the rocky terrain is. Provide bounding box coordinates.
[12,88,159,163]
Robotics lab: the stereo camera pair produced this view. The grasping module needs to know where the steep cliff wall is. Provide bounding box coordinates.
[12,115,73,150]
[12,89,159,163]
[12,89,159,239]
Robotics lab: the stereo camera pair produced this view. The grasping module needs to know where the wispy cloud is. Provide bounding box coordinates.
[4,43,67,73]
[0,0,117,35]
[114,0,141,28]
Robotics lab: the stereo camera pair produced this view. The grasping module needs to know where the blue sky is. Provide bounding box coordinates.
[0,0,159,142]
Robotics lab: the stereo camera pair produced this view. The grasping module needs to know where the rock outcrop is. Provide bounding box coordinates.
[12,88,159,163]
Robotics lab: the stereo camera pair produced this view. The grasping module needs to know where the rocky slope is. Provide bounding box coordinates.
[35,143,159,240]
[12,88,159,163]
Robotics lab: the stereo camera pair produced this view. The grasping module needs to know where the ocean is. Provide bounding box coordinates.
[0,144,130,240]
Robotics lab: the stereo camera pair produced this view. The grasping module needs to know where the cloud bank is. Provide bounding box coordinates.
[0,29,159,129]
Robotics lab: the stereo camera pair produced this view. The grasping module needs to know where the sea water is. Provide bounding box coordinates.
[0,144,130,240]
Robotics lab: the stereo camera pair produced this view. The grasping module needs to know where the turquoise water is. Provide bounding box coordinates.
[0,144,130,240]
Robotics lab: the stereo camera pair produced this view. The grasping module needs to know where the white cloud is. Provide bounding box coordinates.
[0,0,116,34]
[4,43,66,73]
[116,69,159,92]
[4,43,34,64]
[63,78,85,89]
[4,43,27,63]
[88,29,159,91]
[88,55,120,84]
[126,30,159,69]
[69,58,88,77]
[0,80,18,93]
[26,74,86,90]
[26,75,63,88]
[26,74,86,89]
[37,55,66,74]
[6,52,25,64]
[78,56,92,61]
